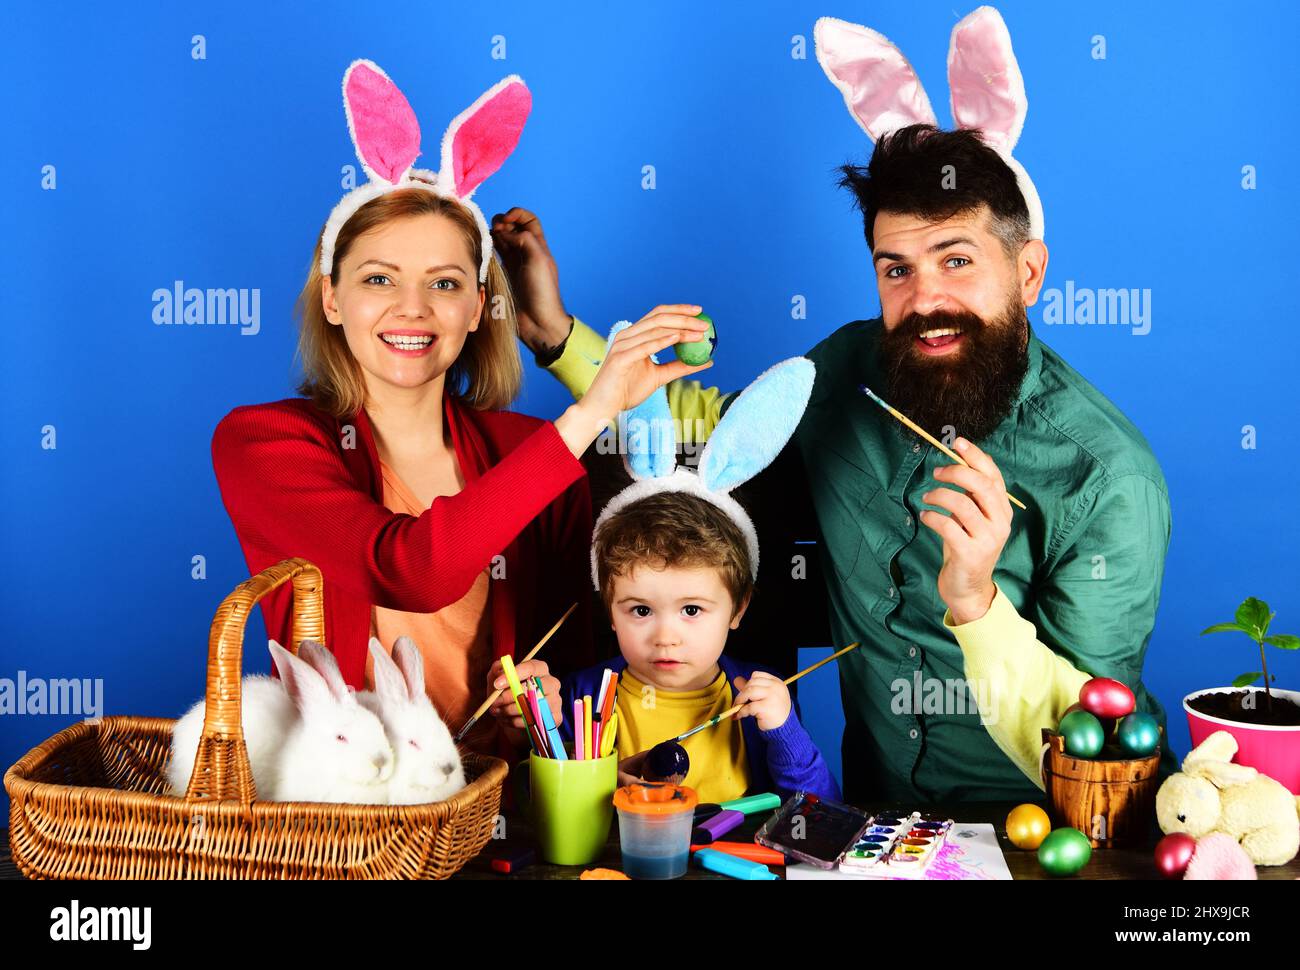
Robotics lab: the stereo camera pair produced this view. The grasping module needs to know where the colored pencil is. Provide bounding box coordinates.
[858,384,1027,510]
[574,699,585,760]
[525,685,549,757]
[453,602,578,742]
[671,642,862,742]
[592,670,612,756]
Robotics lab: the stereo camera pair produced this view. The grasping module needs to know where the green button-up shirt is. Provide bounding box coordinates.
[798,318,1177,802]
[547,314,1178,804]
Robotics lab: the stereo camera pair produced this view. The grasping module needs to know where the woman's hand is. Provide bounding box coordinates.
[489,207,572,355]
[485,658,562,743]
[732,672,792,732]
[553,305,714,457]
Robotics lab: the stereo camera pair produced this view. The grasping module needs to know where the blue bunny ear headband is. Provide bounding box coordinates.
[589,321,817,590]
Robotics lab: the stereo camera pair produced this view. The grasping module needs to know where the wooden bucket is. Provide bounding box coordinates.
[1040,728,1161,849]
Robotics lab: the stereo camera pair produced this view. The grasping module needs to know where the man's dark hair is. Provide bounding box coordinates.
[838,124,1031,259]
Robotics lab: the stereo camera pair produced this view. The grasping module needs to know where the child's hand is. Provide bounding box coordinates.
[732,673,792,732]
[485,659,562,741]
[617,750,650,787]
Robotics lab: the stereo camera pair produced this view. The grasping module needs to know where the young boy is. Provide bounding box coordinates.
[558,489,840,802]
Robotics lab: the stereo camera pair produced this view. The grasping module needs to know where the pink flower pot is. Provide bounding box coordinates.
[1183,687,1300,794]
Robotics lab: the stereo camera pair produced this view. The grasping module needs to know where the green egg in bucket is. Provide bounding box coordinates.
[675,313,716,365]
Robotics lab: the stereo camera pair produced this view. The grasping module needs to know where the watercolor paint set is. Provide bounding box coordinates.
[755,792,954,876]
[839,813,954,878]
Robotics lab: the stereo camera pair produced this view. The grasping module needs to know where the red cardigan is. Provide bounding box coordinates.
[210,392,595,694]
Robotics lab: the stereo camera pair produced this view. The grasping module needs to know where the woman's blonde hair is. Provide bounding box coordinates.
[294,186,522,419]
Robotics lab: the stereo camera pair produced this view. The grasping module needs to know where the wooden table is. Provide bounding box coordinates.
[454,800,1300,880]
[4,801,1297,879]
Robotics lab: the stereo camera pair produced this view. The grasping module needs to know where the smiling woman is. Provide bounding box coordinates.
[300,188,521,421]
[210,62,712,765]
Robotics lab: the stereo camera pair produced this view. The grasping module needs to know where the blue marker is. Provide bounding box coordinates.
[533,677,567,760]
[694,848,780,880]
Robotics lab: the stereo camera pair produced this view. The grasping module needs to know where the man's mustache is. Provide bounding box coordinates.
[896,309,987,341]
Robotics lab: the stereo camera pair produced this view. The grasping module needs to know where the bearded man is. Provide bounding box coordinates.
[492,121,1176,804]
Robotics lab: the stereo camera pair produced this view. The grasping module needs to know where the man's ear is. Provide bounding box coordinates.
[321,274,342,326]
[729,591,754,630]
[1018,239,1049,307]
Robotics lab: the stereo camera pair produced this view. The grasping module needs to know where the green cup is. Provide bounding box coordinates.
[517,750,617,866]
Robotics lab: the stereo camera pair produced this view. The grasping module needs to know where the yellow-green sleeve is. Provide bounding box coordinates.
[943,583,1091,791]
[544,316,731,441]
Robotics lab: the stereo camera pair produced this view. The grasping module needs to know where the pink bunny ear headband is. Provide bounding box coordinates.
[814,5,1044,240]
[318,59,532,281]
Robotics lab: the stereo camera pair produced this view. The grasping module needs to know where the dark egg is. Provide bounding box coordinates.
[644,741,690,784]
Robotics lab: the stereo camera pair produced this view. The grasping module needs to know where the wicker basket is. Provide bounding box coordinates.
[4,557,508,879]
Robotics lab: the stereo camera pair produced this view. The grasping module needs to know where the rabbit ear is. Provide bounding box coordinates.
[607,320,677,481]
[297,640,350,703]
[368,637,410,708]
[391,636,426,701]
[439,75,531,200]
[814,16,939,142]
[268,640,335,717]
[697,357,815,494]
[947,6,1027,154]
[342,60,422,185]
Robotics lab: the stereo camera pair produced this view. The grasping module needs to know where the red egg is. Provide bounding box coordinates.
[1079,678,1135,720]
[1154,833,1196,879]
[1060,700,1116,737]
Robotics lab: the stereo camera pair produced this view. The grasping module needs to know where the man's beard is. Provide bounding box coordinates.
[878,290,1030,443]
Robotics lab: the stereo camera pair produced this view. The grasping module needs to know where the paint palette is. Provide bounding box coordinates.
[839,812,919,871]
[839,811,954,878]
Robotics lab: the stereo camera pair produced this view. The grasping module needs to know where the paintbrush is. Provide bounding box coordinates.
[671,642,861,743]
[453,601,577,743]
[859,384,1027,510]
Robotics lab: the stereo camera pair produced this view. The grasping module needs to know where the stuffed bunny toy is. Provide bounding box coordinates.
[814,5,1045,241]
[1156,730,1300,866]
[590,319,817,589]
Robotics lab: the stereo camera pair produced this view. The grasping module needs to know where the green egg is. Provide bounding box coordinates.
[674,312,717,365]
[1037,827,1092,876]
[1115,712,1160,757]
[1059,709,1105,758]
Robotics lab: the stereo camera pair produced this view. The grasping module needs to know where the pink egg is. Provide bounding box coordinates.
[1079,677,1135,720]
[1154,833,1196,879]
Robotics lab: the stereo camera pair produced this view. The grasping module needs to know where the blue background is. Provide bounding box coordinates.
[4,0,1298,823]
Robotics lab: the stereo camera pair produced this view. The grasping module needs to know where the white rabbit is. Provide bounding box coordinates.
[273,638,396,804]
[166,651,297,799]
[357,635,466,805]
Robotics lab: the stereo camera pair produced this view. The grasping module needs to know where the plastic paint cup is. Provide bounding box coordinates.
[614,782,699,880]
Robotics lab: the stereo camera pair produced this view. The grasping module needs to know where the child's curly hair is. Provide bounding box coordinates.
[594,490,753,618]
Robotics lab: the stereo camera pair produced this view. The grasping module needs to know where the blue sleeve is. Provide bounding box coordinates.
[558,674,577,744]
[759,707,841,800]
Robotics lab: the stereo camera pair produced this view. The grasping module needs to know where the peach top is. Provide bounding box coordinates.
[365,456,498,754]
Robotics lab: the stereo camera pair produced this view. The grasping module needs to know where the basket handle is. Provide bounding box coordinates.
[182,557,326,809]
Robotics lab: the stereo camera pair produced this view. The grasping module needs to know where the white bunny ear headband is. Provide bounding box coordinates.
[814,5,1044,240]
[318,59,532,281]
[590,322,816,590]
